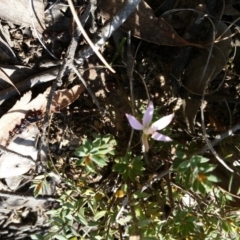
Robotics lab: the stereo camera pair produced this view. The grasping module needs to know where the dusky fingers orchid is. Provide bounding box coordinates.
[126,101,174,152]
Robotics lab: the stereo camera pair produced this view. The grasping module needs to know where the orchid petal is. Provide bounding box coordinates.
[142,101,154,127]
[151,132,172,142]
[126,114,143,130]
[152,113,174,131]
[141,134,149,152]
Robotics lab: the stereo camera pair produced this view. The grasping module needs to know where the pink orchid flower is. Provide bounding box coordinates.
[126,101,174,152]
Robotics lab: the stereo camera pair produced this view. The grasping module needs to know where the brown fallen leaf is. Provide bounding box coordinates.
[0,84,85,146]
[99,0,203,48]
[0,84,85,178]
[0,91,47,146]
[50,85,85,112]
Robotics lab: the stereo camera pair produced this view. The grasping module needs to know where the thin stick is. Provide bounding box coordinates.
[67,0,115,73]
[126,31,135,153]
[40,4,91,162]
[29,0,58,60]
[72,65,102,112]
[0,190,58,202]
[200,104,234,173]
[199,16,234,173]
[198,123,240,155]
[76,0,141,63]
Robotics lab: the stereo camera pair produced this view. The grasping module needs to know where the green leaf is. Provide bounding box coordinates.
[186,216,197,222]
[55,235,68,240]
[129,170,139,181]
[90,155,108,167]
[60,209,70,219]
[83,189,95,196]
[69,237,78,240]
[31,234,45,240]
[197,181,207,195]
[132,162,144,171]
[207,175,219,182]
[191,155,209,164]
[84,140,92,150]
[47,209,59,215]
[62,202,75,210]
[202,164,217,173]
[181,222,195,237]
[178,160,190,171]
[192,179,199,192]
[225,193,234,201]
[175,149,187,159]
[97,149,112,155]
[138,218,151,226]
[102,134,111,143]
[133,191,151,199]
[222,220,231,232]
[95,236,104,240]
[70,226,80,237]
[172,157,185,169]
[144,238,159,240]
[94,211,107,221]
[90,146,100,153]
[77,209,88,226]
[92,138,101,147]
[108,150,115,155]
[52,217,64,224]
[86,163,96,173]
[184,171,193,189]
[75,140,92,157]
[116,215,132,225]
[33,174,46,180]
[98,143,110,149]
[76,159,84,166]
[65,213,74,221]
[113,162,126,172]
[75,151,88,157]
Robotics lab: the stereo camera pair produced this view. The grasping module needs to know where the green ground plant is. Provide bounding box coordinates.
[31,129,240,240]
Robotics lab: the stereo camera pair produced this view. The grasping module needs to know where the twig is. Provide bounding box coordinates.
[127,179,141,238]
[0,190,58,202]
[199,16,234,173]
[115,198,128,221]
[44,0,60,12]
[89,0,97,33]
[29,0,58,60]
[67,0,115,73]
[41,3,91,161]
[71,65,102,112]
[198,123,240,155]
[141,169,172,192]
[126,31,135,153]
[64,2,103,112]
[127,31,134,110]
[42,3,91,120]
[200,99,234,173]
[76,0,141,63]
[198,16,216,89]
